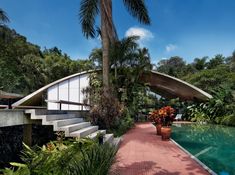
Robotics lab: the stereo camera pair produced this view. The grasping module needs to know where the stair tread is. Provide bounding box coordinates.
[49,118,83,122]
[27,111,113,140]
[112,137,122,147]
[46,114,77,121]
[46,114,75,116]
[104,133,113,138]
[32,114,46,117]
[104,134,114,143]
[60,122,90,129]
[86,130,106,139]
[70,126,97,134]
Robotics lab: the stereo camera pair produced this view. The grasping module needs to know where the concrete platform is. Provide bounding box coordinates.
[111,122,210,175]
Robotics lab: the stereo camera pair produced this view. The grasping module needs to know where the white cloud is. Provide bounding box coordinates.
[166,44,177,52]
[125,27,154,46]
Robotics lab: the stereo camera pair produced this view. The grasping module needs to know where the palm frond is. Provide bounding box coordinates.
[79,0,99,38]
[89,48,102,68]
[122,0,150,24]
[121,35,140,50]
[0,8,10,24]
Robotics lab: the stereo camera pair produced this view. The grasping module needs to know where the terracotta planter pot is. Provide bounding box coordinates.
[156,124,162,135]
[161,127,171,141]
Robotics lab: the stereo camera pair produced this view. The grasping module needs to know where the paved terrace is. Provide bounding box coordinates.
[111,122,209,175]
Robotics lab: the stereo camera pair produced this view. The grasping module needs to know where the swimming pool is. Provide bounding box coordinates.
[171,123,235,175]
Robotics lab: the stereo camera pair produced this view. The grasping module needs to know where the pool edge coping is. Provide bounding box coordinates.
[170,138,217,175]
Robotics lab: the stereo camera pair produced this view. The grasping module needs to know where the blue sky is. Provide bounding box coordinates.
[2,0,235,64]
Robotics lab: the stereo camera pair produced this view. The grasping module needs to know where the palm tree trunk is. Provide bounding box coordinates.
[100,0,110,89]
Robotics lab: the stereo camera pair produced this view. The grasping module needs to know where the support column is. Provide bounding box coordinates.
[23,124,32,146]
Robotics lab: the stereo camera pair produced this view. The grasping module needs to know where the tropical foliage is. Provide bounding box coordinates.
[89,87,124,130]
[79,0,150,88]
[185,84,235,125]
[156,52,235,126]
[87,36,154,135]
[1,139,117,175]
[0,26,94,95]
[1,4,235,174]
[0,8,9,25]
[148,106,175,126]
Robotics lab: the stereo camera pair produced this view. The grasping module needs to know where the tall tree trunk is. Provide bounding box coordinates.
[100,0,110,90]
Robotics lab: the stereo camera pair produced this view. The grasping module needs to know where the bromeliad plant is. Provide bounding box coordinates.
[148,106,175,126]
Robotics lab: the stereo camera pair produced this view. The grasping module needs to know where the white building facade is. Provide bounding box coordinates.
[47,73,89,110]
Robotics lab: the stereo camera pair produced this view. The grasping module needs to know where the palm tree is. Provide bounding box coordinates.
[79,0,150,89]
[136,48,152,70]
[89,35,152,82]
[89,48,103,69]
[89,35,140,70]
[0,8,10,25]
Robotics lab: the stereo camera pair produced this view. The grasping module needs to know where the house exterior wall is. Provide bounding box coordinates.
[47,74,89,110]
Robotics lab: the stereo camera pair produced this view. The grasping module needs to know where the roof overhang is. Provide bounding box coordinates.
[0,90,23,99]
[140,71,212,101]
[12,70,96,107]
[12,70,212,108]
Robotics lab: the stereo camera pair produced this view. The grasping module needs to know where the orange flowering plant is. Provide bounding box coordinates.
[148,109,161,125]
[148,106,175,126]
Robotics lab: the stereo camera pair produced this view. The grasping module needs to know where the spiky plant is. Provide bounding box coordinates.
[1,139,117,175]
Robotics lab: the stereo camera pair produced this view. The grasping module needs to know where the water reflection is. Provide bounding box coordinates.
[172,124,235,175]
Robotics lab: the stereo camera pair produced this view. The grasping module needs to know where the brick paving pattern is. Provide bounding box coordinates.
[111,122,209,175]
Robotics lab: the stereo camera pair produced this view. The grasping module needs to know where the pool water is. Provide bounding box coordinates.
[171,123,235,175]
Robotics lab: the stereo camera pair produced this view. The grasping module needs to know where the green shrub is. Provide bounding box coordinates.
[220,115,235,126]
[186,104,211,123]
[185,83,235,125]
[109,107,134,137]
[214,116,223,124]
[1,139,117,175]
[89,88,124,130]
[183,65,235,93]
[190,112,210,123]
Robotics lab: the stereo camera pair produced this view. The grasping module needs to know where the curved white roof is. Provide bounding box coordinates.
[140,70,212,101]
[12,70,95,107]
[13,70,212,107]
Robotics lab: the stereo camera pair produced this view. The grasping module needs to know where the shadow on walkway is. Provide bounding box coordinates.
[111,122,209,175]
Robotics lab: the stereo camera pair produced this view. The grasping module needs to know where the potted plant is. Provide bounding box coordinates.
[148,110,163,135]
[160,106,175,141]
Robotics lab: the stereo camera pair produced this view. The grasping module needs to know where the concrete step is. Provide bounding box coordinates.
[46,114,77,121]
[86,130,106,139]
[112,137,122,147]
[59,122,91,135]
[30,114,46,120]
[25,109,46,115]
[69,126,98,138]
[52,118,84,127]
[25,109,67,116]
[104,134,114,144]
[43,118,84,129]
[25,110,116,143]
[30,114,77,121]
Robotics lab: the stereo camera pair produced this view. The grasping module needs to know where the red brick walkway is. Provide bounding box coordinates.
[111,122,209,175]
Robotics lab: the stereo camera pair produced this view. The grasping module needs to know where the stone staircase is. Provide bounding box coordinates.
[25,109,114,144]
